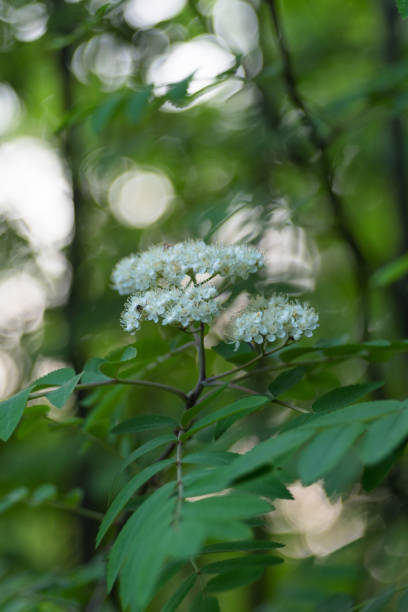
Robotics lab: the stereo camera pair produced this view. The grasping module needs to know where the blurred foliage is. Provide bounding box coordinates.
[2,0,408,610]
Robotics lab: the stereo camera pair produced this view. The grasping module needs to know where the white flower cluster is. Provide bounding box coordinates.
[229,295,319,348]
[121,285,221,333]
[112,241,264,295]
[113,240,319,341]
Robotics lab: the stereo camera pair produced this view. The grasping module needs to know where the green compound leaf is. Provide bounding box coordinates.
[360,410,408,465]
[96,458,174,546]
[312,382,384,413]
[201,555,283,574]
[161,574,196,612]
[182,395,268,439]
[206,568,264,592]
[111,415,177,435]
[0,388,31,441]
[298,424,364,485]
[269,367,305,397]
[397,0,408,19]
[46,374,82,409]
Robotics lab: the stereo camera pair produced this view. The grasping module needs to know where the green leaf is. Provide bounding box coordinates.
[81,358,111,384]
[126,85,153,123]
[289,400,402,430]
[360,588,395,611]
[0,389,30,441]
[212,341,254,364]
[237,473,294,500]
[0,487,29,513]
[214,406,260,440]
[324,450,363,497]
[168,519,207,559]
[312,382,384,413]
[120,433,176,472]
[183,492,271,521]
[201,555,283,574]
[181,384,228,428]
[61,488,83,508]
[167,73,195,105]
[362,450,398,491]
[190,595,220,612]
[397,0,408,19]
[32,367,76,389]
[30,484,57,506]
[99,345,140,378]
[16,405,49,439]
[91,92,125,133]
[201,540,284,554]
[84,386,127,437]
[398,588,408,611]
[119,496,177,610]
[96,458,174,546]
[46,374,82,409]
[183,451,238,467]
[107,482,175,591]
[206,568,264,592]
[162,574,196,612]
[371,252,408,286]
[360,410,408,465]
[226,429,314,481]
[111,415,178,435]
[269,367,305,397]
[298,424,364,485]
[182,396,268,439]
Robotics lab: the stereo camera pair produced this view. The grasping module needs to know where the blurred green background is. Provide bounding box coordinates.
[1,0,408,610]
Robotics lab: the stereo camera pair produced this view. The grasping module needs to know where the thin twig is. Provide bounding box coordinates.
[49,501,104,522]
[28,377,188,402]
[205,380,308,413]
[206,342,287,384]
[204,380,260,396]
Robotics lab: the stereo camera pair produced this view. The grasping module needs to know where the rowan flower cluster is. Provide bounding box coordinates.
[113,240,319,342]
[112,241,264,295]
[121,285,220,333]
[229,295,319,348]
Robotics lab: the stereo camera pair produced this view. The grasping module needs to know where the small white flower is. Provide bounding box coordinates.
[229,294,319,348]
[112,241,264,295]
[120,285,221,334]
